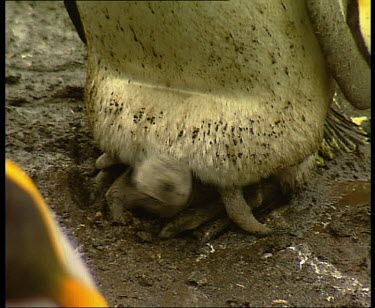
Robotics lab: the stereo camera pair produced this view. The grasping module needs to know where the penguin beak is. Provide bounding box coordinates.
[7,276,108,308]
[55,276,108,307]
[6,159,108,307]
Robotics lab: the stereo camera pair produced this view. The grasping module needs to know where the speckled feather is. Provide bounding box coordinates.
[78,0,333,188]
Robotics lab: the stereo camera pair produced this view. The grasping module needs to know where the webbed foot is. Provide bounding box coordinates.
[193,216,231,245]
[90,158,127,212]
[159,200,225,239]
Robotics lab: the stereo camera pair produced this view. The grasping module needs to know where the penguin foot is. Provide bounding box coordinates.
[159,200,225,239]
[193,216,232,246]
[160,181,279,240]
[90,161,127,213]
[220,186,272,235]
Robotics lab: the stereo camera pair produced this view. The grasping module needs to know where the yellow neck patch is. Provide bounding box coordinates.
[358,0,371,54]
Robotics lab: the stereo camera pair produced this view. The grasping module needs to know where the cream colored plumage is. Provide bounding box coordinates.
[70,0,369,235]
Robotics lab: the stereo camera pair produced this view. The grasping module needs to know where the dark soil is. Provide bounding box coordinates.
[6,2,371,307]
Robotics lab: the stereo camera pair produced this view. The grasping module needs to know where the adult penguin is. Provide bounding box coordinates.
[63,1,369,236]
[6,159,108,307]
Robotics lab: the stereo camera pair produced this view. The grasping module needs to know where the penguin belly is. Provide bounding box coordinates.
[77,0,333,187]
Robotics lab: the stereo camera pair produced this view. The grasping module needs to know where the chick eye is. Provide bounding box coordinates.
[161,182,175,192]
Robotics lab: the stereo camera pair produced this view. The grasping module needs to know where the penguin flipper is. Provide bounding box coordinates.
[306,0,370,110]
[64,0,87,44]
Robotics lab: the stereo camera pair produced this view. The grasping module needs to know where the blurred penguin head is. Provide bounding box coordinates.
[6,159,108,307]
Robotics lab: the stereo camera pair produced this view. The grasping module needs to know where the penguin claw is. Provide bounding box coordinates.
[159,201,224,239]
[220,186,272,236]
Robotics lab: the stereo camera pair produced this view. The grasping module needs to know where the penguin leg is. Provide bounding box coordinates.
[90,156,128,212]
[99,156,317,238]
[157,180,226,239]
[220,186,271,235]
[91,152,125,203]
[191,179,288,245]
[91,153,144,221]
[159,181,280,241]
[193,216,232,246]
[104,170,134,221]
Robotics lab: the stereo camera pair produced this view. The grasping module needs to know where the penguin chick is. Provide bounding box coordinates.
[132,154,192,211]
[99,153,192,220]
[6,159,108,307]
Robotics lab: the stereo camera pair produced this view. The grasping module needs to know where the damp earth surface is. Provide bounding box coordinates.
[6,2,371,307]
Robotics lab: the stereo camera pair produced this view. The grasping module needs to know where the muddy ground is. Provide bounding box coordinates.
[5,2,371,307]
